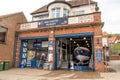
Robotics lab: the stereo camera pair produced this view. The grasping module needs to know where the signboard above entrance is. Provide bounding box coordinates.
[38,18,68,27]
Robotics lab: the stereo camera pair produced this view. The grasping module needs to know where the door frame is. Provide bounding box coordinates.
[54,32,95,71]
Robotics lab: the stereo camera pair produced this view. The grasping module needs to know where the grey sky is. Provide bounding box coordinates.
[0,0,120,34]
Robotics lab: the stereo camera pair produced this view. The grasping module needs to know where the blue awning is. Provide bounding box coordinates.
[20,36,48,40]
[55,32,94,38]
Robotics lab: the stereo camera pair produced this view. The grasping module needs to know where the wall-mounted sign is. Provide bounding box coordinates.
[23,42,28,47]
[96,50,102,62]
[48,41,53,50]
[38,18,68,27]
[21,14,94,30]
[48,54,53,62]
[42,41,48,47]
[33,42,42,48]
[22,53,27,58]
[23,48,27,52]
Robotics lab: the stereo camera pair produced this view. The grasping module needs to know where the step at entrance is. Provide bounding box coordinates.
[61,61,68,69]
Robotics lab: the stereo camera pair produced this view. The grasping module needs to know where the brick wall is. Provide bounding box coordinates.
[0,12,27,68]
[16,12,105,71]
[110,55,120,60]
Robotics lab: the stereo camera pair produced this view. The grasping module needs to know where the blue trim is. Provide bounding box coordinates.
[54,39,59,70]
[55,32,94,38]
[19,40,24,67]
[20,36,48,40]
[91,36,95,71]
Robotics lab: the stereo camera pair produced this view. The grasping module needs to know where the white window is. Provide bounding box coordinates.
[73,10,85,16]
[52,8,60,18]
[63,8,68,17]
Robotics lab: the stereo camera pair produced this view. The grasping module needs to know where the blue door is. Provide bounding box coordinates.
[20,40,28,68]
[54,39,59,70]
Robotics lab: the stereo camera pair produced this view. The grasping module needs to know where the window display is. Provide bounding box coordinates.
[20,39,48,69]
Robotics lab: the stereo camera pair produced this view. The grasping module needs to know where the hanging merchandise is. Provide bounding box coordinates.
[28,50,35,60]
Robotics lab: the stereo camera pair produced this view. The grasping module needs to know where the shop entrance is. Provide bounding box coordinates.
[55,33,94,71]
[20,38,48,69]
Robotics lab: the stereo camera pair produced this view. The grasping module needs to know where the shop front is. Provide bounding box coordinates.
[20,36,48,69]
[15,11,105,71]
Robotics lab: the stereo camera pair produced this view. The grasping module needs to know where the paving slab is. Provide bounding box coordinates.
[0,60,120,80]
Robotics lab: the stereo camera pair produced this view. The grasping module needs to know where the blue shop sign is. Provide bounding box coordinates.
[33,42,42,48]
[38,18,68,27]
[96,50,102,62]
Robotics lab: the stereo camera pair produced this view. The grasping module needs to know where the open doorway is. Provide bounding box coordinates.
[55,35,94,71]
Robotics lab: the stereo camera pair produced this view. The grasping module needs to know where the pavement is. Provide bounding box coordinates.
[0,60,120,80]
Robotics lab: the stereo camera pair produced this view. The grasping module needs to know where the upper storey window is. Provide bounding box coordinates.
[52,8,60,18]
[63,8,68,17]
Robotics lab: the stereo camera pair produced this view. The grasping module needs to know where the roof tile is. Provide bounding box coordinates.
[31,0,96,14]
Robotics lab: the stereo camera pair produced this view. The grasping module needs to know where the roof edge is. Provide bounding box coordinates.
[47,1,72,9]
[0,12,24,18]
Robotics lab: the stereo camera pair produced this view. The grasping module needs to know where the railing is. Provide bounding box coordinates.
[20,12,100,30]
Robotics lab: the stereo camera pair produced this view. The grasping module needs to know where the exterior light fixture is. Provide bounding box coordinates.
[70,38,72,41]
[50,31,54,34]
[85,41,88,43]
[83,37,86,40]
[74,41,76,44]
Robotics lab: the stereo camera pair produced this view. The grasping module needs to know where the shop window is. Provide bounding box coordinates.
[0,26,7,43]
[63,8,68,17]
[51,8,60,18]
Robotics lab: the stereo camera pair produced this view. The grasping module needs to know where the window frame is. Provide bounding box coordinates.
[0,26,8,44]
[63,8,69,17]
[51,8,61,18]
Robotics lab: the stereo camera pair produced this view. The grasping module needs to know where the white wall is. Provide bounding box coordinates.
[68,14,94,24]
[31,3,96,21]
[69,4,96,16]
[32,12,49,21]
[32,15,48,21]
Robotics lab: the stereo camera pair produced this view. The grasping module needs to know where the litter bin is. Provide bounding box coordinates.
[0,60,4,71]
[4,60,9,70]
